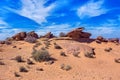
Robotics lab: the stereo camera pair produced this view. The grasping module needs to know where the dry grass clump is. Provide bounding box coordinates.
[19,66,28,72]
[104,47,112,52]
[27,59,34,65]
[34,42,42,47]
[14,72,20,77]
[84,49,95,58]
[0,61,5,65]
[114,58,120,63]
[32,48,51,62]
[13,56,25,62]
[54,43,62,49]
[60,64,72,71]
[60,51,67,57]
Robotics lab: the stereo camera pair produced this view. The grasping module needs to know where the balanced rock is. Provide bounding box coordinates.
[66,27,91,40]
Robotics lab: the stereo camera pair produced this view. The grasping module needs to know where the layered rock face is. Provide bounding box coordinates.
[66,27,91,40]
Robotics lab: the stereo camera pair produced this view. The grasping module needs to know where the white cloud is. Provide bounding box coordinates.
[77,0,107,19]
[0,28,22,40]
[0,20,9,29]
[10,0,56,24]
[36,24,73,36]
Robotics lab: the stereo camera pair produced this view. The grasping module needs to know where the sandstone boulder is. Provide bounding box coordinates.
[66,27,91,40]
[27,31,38,38]
[42,32,55,38]
[12,32,27,41]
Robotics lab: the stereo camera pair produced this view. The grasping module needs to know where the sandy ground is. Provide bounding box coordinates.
[0,38,120,80]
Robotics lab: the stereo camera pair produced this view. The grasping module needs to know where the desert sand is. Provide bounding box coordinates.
[0,38,120,80]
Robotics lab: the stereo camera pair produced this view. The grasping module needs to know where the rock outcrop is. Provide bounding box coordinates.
[27,31,38,39]
[96,36,108,43]
[12,32,27,41]
[11,31,38,41]
[66,27,91,40]
[42,32,55,38]
[108,38,119,43]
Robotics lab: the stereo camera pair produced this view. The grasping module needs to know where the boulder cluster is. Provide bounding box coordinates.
[12,31,38,41]
[0,27,119,44]
[96,36,119,43]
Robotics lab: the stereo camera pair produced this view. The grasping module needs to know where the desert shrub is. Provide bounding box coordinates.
[0,61,5,65]
[14,56,24,62]
[45,60,54,65]
[59,32,66,37]
[34,42,42,47]
[24,36,37,43]
[104,47,112,52]
[44,41,51,48]
[114,58,120,63]
[84,52,95,58]
[32,48,51,62]
[19,66,28,72]
[60,64,72,71]
[36,68,44,71]
[54,44,62,49]
[14,72,20,77]
[27,59,34,65]
[73,51,80,57]
[60,51,67,57]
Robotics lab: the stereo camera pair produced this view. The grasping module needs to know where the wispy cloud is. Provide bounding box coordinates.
[0,20,9,29]
[36,24,73,36]
[11,0,56,24]
[77,0,107,19]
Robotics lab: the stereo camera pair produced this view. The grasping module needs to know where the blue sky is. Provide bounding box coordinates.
[0,0,120,40]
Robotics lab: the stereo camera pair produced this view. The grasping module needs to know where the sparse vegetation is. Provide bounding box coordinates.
[12,46,17,48]
[73,51,80,57]
[60,51,67,57]
[19,66,28,72]
[45,60,54,65]
[32,48,51,62]
[14,56,24,62]
[114,58,120,63]
[14,72,20,77]
[84,51,95,58]
[0,61,5,65]
[60,64,72,71]
[34,42,42,47]
[27,59,34,65]
[24,36,37,43]
[44,41,51,48]
[54,43,62,49]
[36,68,44,71]
[104,47,112,52]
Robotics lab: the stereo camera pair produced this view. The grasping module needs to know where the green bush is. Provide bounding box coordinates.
[32,48,51,62]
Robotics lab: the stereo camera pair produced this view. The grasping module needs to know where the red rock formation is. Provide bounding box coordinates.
[27,31,38,38]
[96,36,108,42]
[42,32,55,38]
[108,38,119,43]
[66,27,91,40]
[12,32,26,41]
